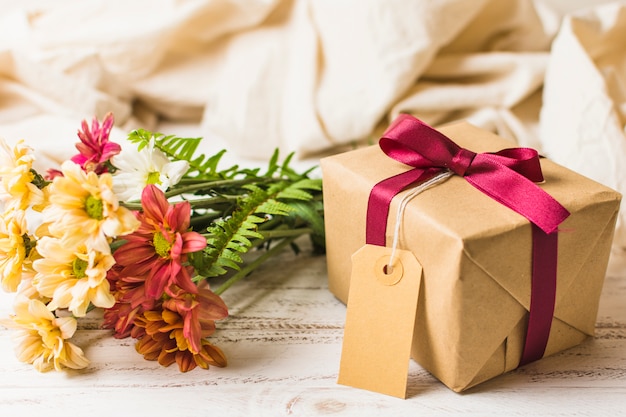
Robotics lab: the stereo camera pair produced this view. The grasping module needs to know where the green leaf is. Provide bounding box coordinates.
[126,129,236,179]
[286,200,325,238]
[256,200,294,217]
[264,148,281,177]
[192,185,274,278]
[276,178,321,200]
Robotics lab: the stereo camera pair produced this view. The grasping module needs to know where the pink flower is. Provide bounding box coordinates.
[71,112,121,174]
[45,168,63,180]
[113,185,207,300]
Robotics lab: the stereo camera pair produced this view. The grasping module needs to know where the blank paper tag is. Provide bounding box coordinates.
[338,244,422,399]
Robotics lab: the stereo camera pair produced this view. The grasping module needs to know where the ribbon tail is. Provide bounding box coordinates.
[519,224,558,366]
[465,155,570,234]
[366,168,441,246]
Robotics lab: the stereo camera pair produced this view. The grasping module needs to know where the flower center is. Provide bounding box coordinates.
[146,171,162,185]
[72,258,89,279]
[22,234,35,255]
[85,195,104,220]
[153,232,172,258]
[30,169,50,190]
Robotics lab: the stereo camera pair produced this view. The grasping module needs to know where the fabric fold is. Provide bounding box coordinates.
[1,0,625,255]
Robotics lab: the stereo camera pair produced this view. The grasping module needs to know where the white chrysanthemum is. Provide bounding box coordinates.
[112,139,189,201]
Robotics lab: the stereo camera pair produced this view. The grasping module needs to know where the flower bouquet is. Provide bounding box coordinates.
[0,113,324,373]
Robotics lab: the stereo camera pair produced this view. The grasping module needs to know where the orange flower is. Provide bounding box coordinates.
[162,288,228,354]
[133,288,228,372]
[135,330,226,372]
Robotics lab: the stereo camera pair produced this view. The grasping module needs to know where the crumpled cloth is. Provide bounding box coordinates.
[539,2,626,269]
[1,0,626,261]
[0,0,555,155]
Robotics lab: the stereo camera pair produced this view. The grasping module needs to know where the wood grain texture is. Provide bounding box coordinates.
[1,246,625,417]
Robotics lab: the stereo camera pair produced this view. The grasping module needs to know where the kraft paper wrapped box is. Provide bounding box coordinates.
[321,118,621,393]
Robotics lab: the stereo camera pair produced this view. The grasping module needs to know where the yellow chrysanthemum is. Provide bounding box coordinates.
[15,246,47,301]
[0,138,44,211]
[44,161,140,254]
[31,182,51,213]
[5,297,89,372]
[33,236,116,317]
[0,209,31,292]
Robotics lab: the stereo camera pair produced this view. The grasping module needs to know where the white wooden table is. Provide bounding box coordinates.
[1,240,625,417]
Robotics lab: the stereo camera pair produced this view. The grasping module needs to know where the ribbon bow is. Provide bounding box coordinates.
[366,114,570,366]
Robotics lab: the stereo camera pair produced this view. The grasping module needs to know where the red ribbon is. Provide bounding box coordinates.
[366,114,569,366]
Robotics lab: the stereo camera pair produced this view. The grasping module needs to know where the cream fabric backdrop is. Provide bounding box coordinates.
[1,0,625,260]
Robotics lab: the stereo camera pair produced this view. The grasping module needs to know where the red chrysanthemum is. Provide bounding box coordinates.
[102,265,155,339]
[102,299,144,339]
[113,184,207,300]
[71,112,121,174]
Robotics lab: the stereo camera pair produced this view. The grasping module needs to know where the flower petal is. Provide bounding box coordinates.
[181,232,207,254]
[145,262,170,299]
[141,185,169,222]
[166,201,191,232]
[54,316,78,339]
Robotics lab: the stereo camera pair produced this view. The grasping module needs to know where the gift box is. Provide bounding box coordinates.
[321,115,621,393]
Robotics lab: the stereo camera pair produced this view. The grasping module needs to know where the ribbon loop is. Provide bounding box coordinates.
[371,115,570,235]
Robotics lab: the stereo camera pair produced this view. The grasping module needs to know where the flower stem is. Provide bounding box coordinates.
[186,196,238,208]
[189,212,223,228]
[213,236,297,296]
[120,195,238,211]
[119,201,143,210]
[165,177,274,198]
[201,227,312,242]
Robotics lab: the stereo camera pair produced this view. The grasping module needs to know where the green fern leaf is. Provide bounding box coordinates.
[276,188,313,201]
[126,129,234,178]
[276,178,321,201]
[192,184,275,278]
[256,200,294,216]
[290,178,323,190]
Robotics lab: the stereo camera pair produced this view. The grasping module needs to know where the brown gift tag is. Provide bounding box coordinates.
[338,244,422,399]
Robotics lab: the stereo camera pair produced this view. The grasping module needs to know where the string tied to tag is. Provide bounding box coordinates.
[386,170,453,274]
[365,114,570,367]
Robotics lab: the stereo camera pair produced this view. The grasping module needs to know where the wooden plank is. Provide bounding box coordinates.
[0,248,625,416]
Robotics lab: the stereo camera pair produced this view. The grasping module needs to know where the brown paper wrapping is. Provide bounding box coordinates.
[321,121,622,392]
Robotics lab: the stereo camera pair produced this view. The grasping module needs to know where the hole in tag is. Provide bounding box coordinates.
[375,255,403,286]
